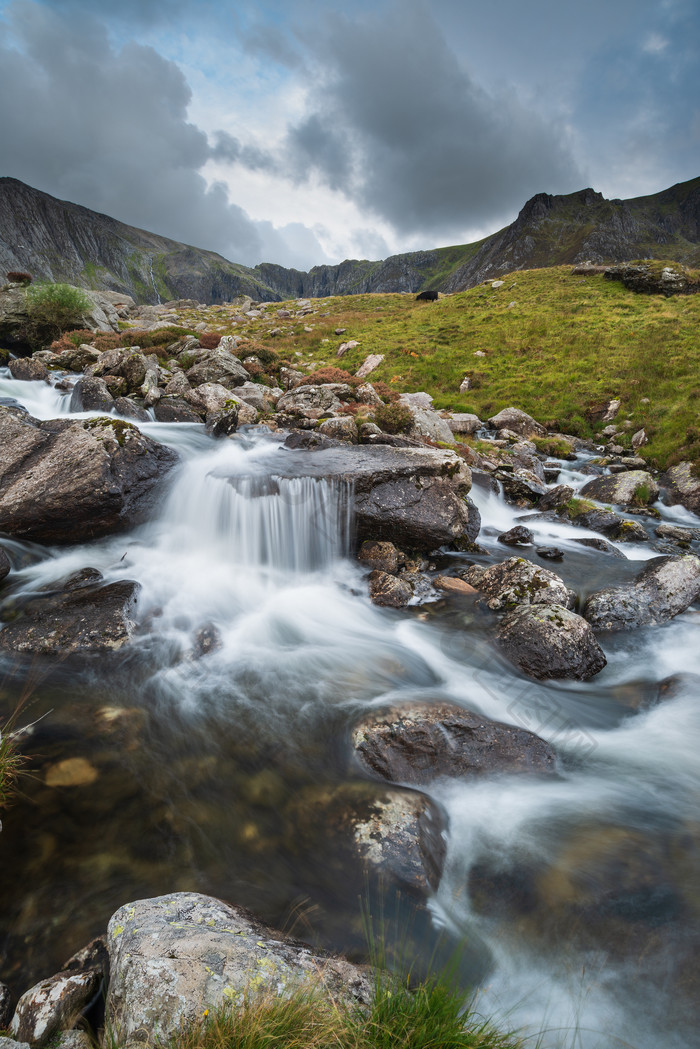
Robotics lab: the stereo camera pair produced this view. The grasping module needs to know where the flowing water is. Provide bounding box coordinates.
[1,367,699,1048]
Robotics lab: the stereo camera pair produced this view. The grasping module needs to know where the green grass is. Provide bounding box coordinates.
[168,264,699,471]
[166,975,526,1049]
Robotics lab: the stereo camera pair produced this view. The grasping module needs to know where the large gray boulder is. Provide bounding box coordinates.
[276,384,343,418]
[496,604,607,680]
[0,578,139,656]
[584,554,700,632]
[487,407,546,437]
[465,557,576,612]
[0,407,179,544]
[353,702,556,786]
[106,893,371,1049]
[8,357,49,382]
[580,470,659,507]
[185,349,250,389]
[69,376,114,412]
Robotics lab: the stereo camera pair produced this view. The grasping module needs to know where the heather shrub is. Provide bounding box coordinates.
[198,332,221,349]
[7,270,32,285]
[294,366,360,388]
[375,402,414,434]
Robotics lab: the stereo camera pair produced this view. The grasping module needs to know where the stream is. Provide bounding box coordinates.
[1,368,699,1048]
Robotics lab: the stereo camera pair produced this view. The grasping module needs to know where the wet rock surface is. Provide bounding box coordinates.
[0,408,179,543]
[106,893,372,1049]
[497,604,607,681]
[662,462,700,516]
[584,554,700,632]
[353,702,556,786]
[465,557,576,611]
[351,790,446,894]
[0,580,140,655]
[10,969,100,1048]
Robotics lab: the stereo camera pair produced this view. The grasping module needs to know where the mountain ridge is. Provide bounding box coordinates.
[1,175,698,305]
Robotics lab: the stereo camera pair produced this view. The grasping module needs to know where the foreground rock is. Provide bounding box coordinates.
[579,470,659,507]
[465,557,576,611]
[487,407,546,437]
[0,578,140,656]
[10,970,100,1048]
[496,604,607,681]
[106,893,371,1049]
[353,702,556,786]
[661,462,700,516]
[0,408,179,543]
[584,554,700,632]
[351,790,446,893]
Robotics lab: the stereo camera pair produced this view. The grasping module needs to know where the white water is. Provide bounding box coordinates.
[1,372,700,1048]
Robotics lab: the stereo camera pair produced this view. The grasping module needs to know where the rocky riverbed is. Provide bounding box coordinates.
[1,294,700,1049]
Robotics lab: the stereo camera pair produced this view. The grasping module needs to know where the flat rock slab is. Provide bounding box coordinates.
[217,441,476,551]
[0,408,179,544]
[584,554,700,632]
[106,893,371,1049]
[353,702,556,786]
[0,580,140,655]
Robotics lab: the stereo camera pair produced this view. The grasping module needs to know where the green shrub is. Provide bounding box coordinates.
[24,282,93,345]
[375,402,414,434]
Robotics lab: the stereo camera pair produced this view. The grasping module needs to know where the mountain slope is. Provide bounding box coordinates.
[0,177,280,303]
[1,175,698,305]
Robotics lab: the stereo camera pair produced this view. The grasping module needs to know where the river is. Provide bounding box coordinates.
[1,368,699,1048]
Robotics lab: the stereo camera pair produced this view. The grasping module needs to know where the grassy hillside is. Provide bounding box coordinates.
[161,264,700,471]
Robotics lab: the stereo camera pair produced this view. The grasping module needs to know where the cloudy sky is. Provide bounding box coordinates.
[0,0,697,269]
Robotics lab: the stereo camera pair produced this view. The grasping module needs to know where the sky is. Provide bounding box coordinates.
[0,0,698,270]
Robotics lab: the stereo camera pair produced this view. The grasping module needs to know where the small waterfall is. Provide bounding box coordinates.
[148,256,161,305]
[160,456,354,575]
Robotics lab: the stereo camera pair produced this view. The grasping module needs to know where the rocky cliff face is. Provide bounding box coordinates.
[1,175,698,305]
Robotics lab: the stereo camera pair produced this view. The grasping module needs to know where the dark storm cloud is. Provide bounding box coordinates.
[0,0,327,267]
[259,1,583,237]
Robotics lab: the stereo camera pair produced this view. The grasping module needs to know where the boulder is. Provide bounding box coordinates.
[496,604,607,680]
[579,470,659,506]
[498,525,534,546]
[497,469,548,505]
[0,982,12,1028]
[354,383,383,407]
[58,344,102,372]
[465,557,576,612]
[185,349,250,389]
[0,549,10,582]
[106,893,372,1049]
[276,384,343,418]
[358,540,401,574]
[112,398,151,423]
[318,416,358,443]
[352,790,446,894]
[8,357,48,382]
[604,263,698,296]
[10,969,100,1048]
[661,462,700,516]
[153,397,202,423]
[0,408,179,544]
[355,354,384,378]
[368,569,413,607]
[583,554,700,632]
[162,371,191,398]
[487,407,546,437]
[0,579,140,656]
[69,376,114,413]
[353,702,556,786]
[447,413,482,435]
[408,408,454,444]
[538,484,574,511]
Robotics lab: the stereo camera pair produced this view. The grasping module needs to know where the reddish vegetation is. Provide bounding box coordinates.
[6,271,33,285]
[294,366,361,388]
[198,332,221,349]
